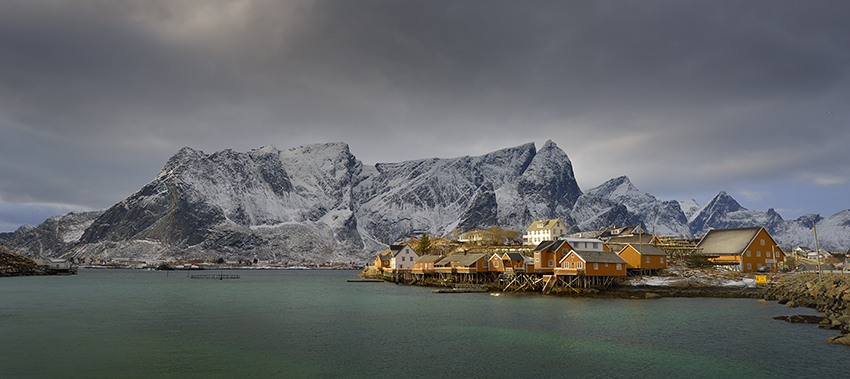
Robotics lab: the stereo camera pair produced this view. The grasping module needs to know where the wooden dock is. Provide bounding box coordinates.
[190,274,240,280]
[433,284,489,293]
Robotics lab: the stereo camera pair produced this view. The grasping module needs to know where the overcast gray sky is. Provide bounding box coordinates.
[1,0,849,232]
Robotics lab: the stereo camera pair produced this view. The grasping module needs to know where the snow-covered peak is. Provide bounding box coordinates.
[677,199,700,219]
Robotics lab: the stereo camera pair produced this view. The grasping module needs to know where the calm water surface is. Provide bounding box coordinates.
[1,269,846,378]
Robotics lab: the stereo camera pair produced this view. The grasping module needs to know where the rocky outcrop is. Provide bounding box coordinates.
[0,246,48,276]
[765,275,850,344]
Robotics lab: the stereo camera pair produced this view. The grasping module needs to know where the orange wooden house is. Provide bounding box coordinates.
[533,240,571,274]
[534,238,606,274]
[617,243,668,273]
[434,253,490,274]
[488,252,529,273]
[412,254,445,274]
[695,226,784,273]
[555,250,627,277]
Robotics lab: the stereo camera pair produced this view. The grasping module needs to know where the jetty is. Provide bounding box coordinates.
[190,274,240,280]
[433,284,488,293]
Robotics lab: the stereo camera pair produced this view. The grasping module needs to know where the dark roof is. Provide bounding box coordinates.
[389,244,414,257]
[503,252,526,261]
[696,227,764,256]
[533,240,569,253]
[621,244,667,256]
[598,225,643,239]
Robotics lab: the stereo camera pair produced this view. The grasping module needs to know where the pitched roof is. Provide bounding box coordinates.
[437,253,488,267]
[533,240,569,253]
[502,252,526,261]
[605,234,657,245]
[566,250,628,264]
[389,244,414,257]
[696,227,763,256]
[621,243,667,256]
[598,225,643,239]
[526,219,563,232]
[414,254,445,263]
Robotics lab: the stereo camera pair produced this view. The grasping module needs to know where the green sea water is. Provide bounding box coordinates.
[0,269,846,378]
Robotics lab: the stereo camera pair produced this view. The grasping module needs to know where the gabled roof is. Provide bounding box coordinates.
[620,243,667,256]
[533,240,569,253]
[436,253,488,267]
[562,250,628,264]
[605,234,657,245]
[598,225,643,239]
[414,254,445,263]
[696,227,764,256]
[389,244,415,257]
[502,252,526,261]
[526,219,563,232]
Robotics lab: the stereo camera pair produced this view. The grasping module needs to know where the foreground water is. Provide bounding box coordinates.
[0,269,846,378]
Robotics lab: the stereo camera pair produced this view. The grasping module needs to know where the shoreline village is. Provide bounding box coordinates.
[361,219,788,292]
[359,219,850,345]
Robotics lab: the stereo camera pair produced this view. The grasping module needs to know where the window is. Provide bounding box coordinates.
[593,242,599,249]
[401,256,405,262]
[766,252,771,258]
[660,257,665,264]
[594,263,599,270]
[757,263,762,269]
[494,261,499,267]
[747,263,752,270]
[616,264,622,270]
[483,261,488,268]
[761,239,765,245]
[577,262,583,269]
[746,251,751,257]
[548,260,554,267]
[646,256,651,264]
[535,258,539,262]
[756,251,761,257]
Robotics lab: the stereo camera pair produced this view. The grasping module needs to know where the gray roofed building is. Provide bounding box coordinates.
[695,227,763,256]
[621,243,667,256]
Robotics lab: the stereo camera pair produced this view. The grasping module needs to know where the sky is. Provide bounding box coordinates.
[1,0,849,232]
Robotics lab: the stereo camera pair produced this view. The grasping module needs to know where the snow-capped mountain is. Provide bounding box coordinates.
[8,140,850,262]
[585,176,690,236]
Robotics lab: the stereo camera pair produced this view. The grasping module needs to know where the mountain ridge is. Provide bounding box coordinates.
[7,141,849,263]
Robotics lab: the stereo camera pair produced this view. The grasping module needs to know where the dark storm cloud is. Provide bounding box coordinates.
[2,0,850,230]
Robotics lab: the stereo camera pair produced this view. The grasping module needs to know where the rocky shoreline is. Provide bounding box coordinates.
[764,274,850,346]
[0,248,50,277]
[360,268,849,345]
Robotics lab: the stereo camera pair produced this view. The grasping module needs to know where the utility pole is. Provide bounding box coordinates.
[813,221,822,281]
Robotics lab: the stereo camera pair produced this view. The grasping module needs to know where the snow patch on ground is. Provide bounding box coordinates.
[626,263,761,288]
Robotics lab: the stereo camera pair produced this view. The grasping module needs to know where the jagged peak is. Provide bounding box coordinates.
[250,144,280,155]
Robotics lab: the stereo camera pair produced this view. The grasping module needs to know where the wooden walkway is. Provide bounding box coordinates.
[190,274,240,280]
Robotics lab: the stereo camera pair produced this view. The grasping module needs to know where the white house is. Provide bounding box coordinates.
[523,219,569,245]
[388,244,419,271]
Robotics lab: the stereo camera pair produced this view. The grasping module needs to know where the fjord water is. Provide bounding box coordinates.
[1,270,845,378]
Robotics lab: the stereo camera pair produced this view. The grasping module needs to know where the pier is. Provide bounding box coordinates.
[190,274,240,280]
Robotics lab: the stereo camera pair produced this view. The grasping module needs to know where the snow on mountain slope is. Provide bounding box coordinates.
[678,199,701,220]
[9,140,849,262]
[585,176,689,236]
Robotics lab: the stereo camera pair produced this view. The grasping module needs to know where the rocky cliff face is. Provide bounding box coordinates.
[9,211,102,256]
[585,176,689,236]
